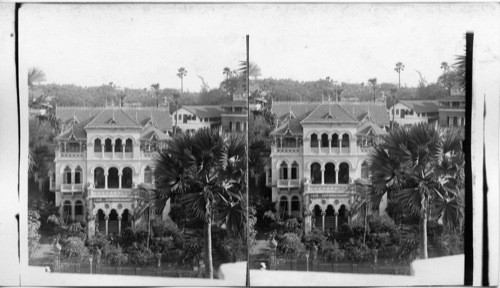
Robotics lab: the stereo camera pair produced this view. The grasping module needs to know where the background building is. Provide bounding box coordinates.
[172,105,221,133]
[267,101,389,234]
[438,83,466,127]
[388,100,439,126]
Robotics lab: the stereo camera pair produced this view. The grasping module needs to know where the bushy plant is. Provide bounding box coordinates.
[152,218,180,238]
[319,240,345,262]
[343,238,371,263]
[277,232,306,258]
[61,236,90,261]
[436,231,462,256]
[28,210,41,257]
[128,244,154,267]
[395,237,420,263]
[302,227,327,250]
[369,215,397,235]
[178,236,203,268]
[65,222,86,240]
[335,221,365,244]
[29,199,60,233]
[86,232,111,254]
[102,244,129,265]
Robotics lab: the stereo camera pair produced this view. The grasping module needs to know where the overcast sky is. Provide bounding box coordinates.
[20,3,496,92]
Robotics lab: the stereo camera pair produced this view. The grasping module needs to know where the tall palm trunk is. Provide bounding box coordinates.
[204,203,214,279]
[363,204,368,245]
[147,207,151,249]
[419,211,428,259]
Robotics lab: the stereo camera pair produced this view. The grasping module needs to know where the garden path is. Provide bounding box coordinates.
[30,236,54,266]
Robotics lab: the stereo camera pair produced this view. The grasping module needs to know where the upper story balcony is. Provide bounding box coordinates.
[87,188,135,198]
[277,179,301,188]
[61,183,85,192]
[273,146,302,155]
[309,147,351,155]
[304,183,351,194]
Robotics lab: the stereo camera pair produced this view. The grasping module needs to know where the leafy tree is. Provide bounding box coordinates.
[154,128,246,279]
[28,209,41,257]
[370,124,464,259]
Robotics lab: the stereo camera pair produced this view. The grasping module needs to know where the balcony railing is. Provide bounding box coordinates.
[275,147,301,154]
[88,189,134,198]
[59,152,84,158]
[61,183,85,192]
[304,183,350,193]
[277,179,301,188]
[310,147,319,154]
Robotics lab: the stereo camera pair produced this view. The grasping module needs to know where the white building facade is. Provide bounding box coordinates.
[172,106,221,133]
[388,100,439,127]
[267,101,389,234]
[49,107,172,239]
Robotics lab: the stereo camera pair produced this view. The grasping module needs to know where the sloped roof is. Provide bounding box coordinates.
[85,108,142,129]
[438,95,466,102]
[56,107,104,124]
[301,104,359,124]
[271,112,310,136]
[122,108,172,132]
[398,100,439,113]
[357,121,388,136]
[341,103,390,126]
[180,105,221,118]
[140,126,170,141]
[271,102,319,119]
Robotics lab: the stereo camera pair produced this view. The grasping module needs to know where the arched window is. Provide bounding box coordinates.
[62,200,72,222]
[122,167,133,188]
[75,166,82,184]
[332,134,339,147]
[115,139,123,152]
[361,161,369,179]
[313,205,322,229]
[325,205,336,230]
[310,163,322,184]
[310,134,318,148]
[94,167,105,188]
[291,196,300,218]
[63,166,72,184]
[144,166,153,184]
[339,162,350,184]
[68,141,80,152]
[279,162,288,180]
[104,139,113,152]
[279,196,288,218]
[291,162,299,180]
[235,122,241,131]
[342,134,350,148]
[94,139,102,152]
[283,137,296,148]
[339,205,349,226]
[122,209,131,228]
[108,167,119,188]
[321,133,329,147]
[324,163,336,184]
[125,139,133,152]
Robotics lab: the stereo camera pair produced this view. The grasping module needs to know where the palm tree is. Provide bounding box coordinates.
[394,62,405,89]
[28,67,46,87]
[368,78,377,103]
[154,128,246,278]
[349,178,372,245]
[440,62,449,74]
[172,91,181,136]
[177,67,187,93]
[223,67,232,80]
[389,87,398,129]
[151,83,160,108]
[134,184,156,249]
[369,123,464,259]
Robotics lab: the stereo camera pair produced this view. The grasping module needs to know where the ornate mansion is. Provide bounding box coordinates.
[267,101,390,234]
[49,106,172,239]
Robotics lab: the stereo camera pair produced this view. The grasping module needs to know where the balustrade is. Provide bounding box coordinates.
[277,179,301,187]
[61,183,85,192]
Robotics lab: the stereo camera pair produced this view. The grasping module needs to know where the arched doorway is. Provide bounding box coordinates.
[310,163,321,184]
[108,209,119,235]
[324,163,336,184]
[291,196,300,218]
[94,139,102,152]
[104,139,112,152]
[62,200,72,223]
[108,168,119,188]
[313,205,322,230]
[338,205,349,227]
[122,167,133,188]
[339,162,350,184]
[115,139,123,153]
[75,166,82,184]
[74,200,84,222]
[321,133,329,147]
[325,205,336,230]
[97,209,106,235]
[122,209,131,230]
[332,134,339,148]
[279,162,288,180]
[310,134,318,147]
[291,162,299,180]
[279,196,288,219]
[63,166,71,184]
[94,167,105,188]
[125,139,133,153]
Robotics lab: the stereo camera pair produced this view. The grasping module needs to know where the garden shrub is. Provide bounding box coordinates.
[128,244,155,266]
[395,236,420,263]
[343,238,371,263]
[152,218,180,238]
[178,236,203,268]
[302,227,327,251]
[28,210,41,257]
[86,233,111,254]
[102,244,129,265]
[277,232,306,258]
[319,240,345,262]
[369,215,397,235]
[65,222,87,240]
[61,236,90,261]
[436,231,462,256]
[29,199,60,233]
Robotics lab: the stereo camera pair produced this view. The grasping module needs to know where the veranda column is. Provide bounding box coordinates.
[329,138,332,154]
[321,168,325,184]
[122,139,125,158]
[321,211,326,232]
[335,168,339,184]
[304,211,312,235]
[104,215,109,236]
[339,138,342,154]
[287,165,291,185]
[101,143,105,159]
[288,197,292,217]
[87,213,96,239]
[112,143,115,159]
[334,212,339,232]
[118,173,122,189]
[117,216,122,235]
[71,201,76,221]
[104,172,109,189]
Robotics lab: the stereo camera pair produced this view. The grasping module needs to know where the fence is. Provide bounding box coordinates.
[249,258,410,275]
[53,261,202,278]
